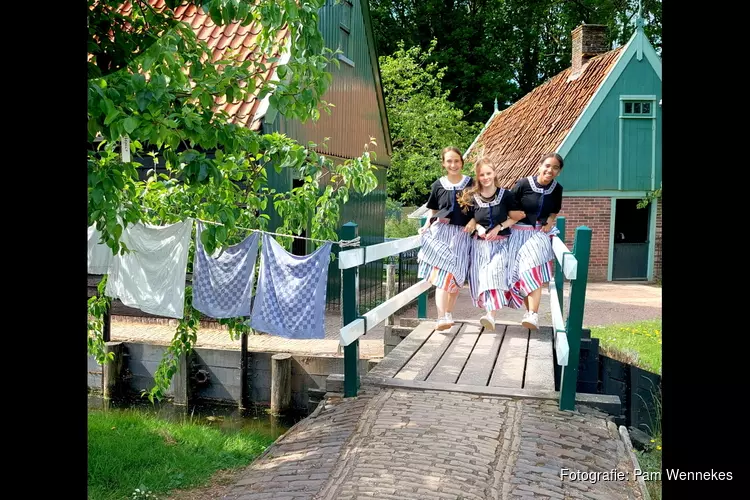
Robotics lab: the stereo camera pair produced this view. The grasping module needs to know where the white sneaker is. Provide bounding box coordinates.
[435,317,451,331]
[522,312,539,330]
[445,312,454,326]
[480,314,495,331]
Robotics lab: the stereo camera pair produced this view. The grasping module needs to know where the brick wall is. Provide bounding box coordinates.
[571,24,608,75]
[653,199,662,282]
[557,197,611,282]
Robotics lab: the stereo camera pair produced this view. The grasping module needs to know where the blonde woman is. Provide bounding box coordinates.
[458,159,525,330]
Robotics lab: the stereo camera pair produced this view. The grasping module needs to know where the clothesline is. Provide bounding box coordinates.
[91,218,334,338]
[195,218,361,248]
[137,207,361,247]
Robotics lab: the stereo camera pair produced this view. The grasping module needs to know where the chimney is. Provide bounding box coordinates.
[571,24,609,75]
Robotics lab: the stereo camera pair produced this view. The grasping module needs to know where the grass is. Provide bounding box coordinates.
[88,408,278,500]
[589,319,662,375]
[590,318,662,499]
[635,433,663,499]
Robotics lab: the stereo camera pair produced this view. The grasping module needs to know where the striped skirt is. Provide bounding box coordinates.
[468,235,511,311]
[418,221,472,292]
[506,223,559,308]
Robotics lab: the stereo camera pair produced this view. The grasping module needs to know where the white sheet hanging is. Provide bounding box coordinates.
[105,219,194,319]
[88,225,113,274]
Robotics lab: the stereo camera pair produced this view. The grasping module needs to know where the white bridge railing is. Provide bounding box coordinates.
[335,216,591,411]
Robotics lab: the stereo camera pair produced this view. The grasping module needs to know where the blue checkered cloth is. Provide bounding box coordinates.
[249,233,332,339]
[192,222,260,319]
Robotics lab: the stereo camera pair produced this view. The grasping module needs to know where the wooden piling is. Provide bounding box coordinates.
[240,333,249,410]
[172,352,191,406]
[270,353,292,414]
[103,341,123,401]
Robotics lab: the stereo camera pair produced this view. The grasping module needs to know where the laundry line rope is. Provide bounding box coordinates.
[195,218,361,248]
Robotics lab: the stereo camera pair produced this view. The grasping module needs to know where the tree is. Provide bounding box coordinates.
[369,0,662,122]
[87,0,378,401]
[379,40,482,206]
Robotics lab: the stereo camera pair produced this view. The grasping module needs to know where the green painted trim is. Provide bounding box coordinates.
[619,115,654,119]
[464,110,499,160]
[618,119,623,190]
[651,118,657,190]
[647,200,657,281]
[642,32,662,80]
[619,95,657,100]
[563,191,647,197]
[557,27,662,159]
[359,0,393,156]
[637,29,644,61]
[607,198,616,281]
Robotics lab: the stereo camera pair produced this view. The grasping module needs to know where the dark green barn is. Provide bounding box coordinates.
[180,0,392,308]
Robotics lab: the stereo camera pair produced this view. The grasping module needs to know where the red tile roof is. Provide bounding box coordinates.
[97,1,289,130]
[465,47,624,188]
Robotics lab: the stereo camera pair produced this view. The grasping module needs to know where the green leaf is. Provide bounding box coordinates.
[88,117,100,138]
[135,90,153,112]
[200,92,214,109]
[112,173,125,190]
[123,116,140,134]
[92,188,104,204]
[131,73,146,88]
[216,225,227,243]
[198,162,209,182]
[208,2,223,25]
[104,109,120,126]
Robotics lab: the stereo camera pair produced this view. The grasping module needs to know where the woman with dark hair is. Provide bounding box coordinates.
[506,153,564,330]
[417,146,474,331]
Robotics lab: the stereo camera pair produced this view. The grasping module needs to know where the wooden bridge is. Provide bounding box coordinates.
[365,320,557,397]
[338,216,592,411]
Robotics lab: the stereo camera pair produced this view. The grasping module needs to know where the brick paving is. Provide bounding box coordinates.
[221,387,643,500]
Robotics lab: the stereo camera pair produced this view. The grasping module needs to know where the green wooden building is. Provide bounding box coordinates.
[465,19,662,282]
[177,0,392,307]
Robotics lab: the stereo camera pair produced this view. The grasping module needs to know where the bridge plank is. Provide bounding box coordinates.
[489,326,529,389]
[426,322,482,384]
[523,327,555,391]
[363,375,559,401]
[395,324,459,381]
[365,321,436,379]
[457,325,506,386]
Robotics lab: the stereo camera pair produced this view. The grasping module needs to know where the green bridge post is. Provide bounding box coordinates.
[417,216,428,319]
[559,226,592,411]
[341,222,360,398]
[554,216,566,314]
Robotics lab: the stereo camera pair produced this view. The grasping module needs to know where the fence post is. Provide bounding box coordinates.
[385,263,396,325]
[555,216,566,315]
[341,222,360,398]
[559,226,592,411]
[417,216,428,319]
